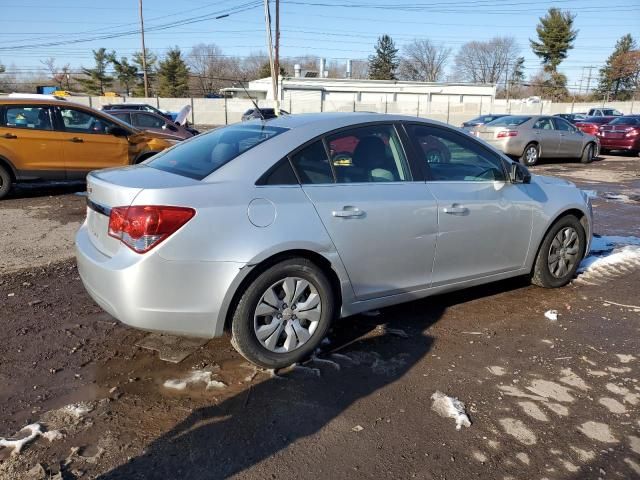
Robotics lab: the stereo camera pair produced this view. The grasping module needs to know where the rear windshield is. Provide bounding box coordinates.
[147,124,287,180]
[486,116,530,127]
[610,117,640,126]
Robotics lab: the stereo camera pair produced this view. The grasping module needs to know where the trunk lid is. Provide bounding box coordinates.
[598,124,634,139]
[86,165,199,257]
[474,126,501,140]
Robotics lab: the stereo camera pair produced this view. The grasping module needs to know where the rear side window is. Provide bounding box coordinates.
[258,159,298,185]
[487,116,530,127]
[148,124,287,180]
[133,113,165,129]
[3,106,53,130]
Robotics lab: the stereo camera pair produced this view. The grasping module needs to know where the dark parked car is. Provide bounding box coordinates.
[461,114,507,131]
[553,113,587,124]
[597,115,640,155]
[241,108,289,121]
[108,110,196,140]
[574,116,615,136]
[102,103,173,120]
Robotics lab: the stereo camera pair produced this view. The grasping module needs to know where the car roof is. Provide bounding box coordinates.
[249,112,437,129]
[108,109,163,116]
[0,97,79,107]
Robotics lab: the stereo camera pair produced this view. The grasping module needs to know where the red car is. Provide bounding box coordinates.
[597,115,640,155]
[574,116,615,136]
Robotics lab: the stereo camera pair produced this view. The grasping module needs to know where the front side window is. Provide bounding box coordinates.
[133,113,166,129]
[148,124,287,180]
[325,124,411,183]
[553,118,574,131]
[533,118,554,130]
[406,124,506,182]
[59,108,118,134]
[3,106,52,130]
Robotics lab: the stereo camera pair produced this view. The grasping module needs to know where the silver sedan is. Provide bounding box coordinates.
[472,115,599,166]
[76,113,592,368]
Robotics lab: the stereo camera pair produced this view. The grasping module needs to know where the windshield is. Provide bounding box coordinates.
[486,116,531,127]
[610,117,640,126]
[148,124,288,180]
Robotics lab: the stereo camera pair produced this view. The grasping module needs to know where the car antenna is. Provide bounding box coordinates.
[238,79,265,121]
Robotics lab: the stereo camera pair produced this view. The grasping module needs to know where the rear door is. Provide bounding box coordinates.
[0,104,64,179]
[532,117,560,157]
[404,123,533,286]
[54,106,130,179]
[292,123,439,300]
[553,117,584,157]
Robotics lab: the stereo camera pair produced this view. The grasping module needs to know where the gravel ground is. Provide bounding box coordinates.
[0,154,639,480]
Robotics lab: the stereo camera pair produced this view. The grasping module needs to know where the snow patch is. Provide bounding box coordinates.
[42,430,64,442]
[163,369,227,391]
[577,245,640,284]
[544,310,558,321]
[589,235,640,253]
[63,402,93,418]
[616,354,636,364]
[431,391,471,430]
[0,423,42,454]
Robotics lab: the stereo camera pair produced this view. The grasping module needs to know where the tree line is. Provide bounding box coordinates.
[0,8,638,101]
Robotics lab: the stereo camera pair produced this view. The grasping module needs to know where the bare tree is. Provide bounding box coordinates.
[453,37,519,84]
[188,43,242,95]
[40,57,71,89]
[398,39,451,82]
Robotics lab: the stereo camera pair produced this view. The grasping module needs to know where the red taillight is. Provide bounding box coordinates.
[496,130,518,138]
[108,205,196,253]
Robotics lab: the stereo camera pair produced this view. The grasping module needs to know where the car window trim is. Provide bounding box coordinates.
[402,122,510,183]
[1,104,55,132]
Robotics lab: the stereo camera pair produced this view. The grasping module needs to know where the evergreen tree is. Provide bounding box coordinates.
[529,8,577,100]
[109,55,139,96]
[368,35,399,80]
[510,57,526,86]
[157,47,190,97]
[597,34,639,100]
[132,49,157,97]
[77,48,113,95]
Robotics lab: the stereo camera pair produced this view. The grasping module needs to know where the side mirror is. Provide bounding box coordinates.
[107,126,129,137]
[509,162,531,184]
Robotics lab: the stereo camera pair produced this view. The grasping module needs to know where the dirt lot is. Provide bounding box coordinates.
[0,154,639,480]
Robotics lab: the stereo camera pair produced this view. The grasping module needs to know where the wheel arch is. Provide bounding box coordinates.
[221,248,345,333]
[522,140,540,158]
[0,155,17,182]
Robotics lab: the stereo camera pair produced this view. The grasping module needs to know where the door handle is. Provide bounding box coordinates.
[443,205,469,215]
[1,133,17,139]
[69,137,84,143]
[332,207,365,218]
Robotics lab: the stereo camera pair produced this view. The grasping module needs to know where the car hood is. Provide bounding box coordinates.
[531,174,575,188]
[128,130,179,143]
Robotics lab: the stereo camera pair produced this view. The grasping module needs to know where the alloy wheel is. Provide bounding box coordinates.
[547,227,580,278]
[525,145,538,165]
[253,277,321,353]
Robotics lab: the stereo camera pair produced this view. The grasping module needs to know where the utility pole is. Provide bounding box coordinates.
[274,0,280,114]
[585,66,595,97]
[139,0,149,97]
[263,0,277,110]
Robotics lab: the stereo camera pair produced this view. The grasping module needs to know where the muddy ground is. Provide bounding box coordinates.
[0,154,639,480]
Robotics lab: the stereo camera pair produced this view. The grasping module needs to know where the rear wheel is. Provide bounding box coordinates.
[0,165,12,200]
[231,258,335,369]
[520,143,539,166]
[531,215,586,288]
[580,143,595,164]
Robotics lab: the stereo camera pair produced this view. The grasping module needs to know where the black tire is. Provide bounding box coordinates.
[531,215,586,288]
[0,164,12,200]
[231,258,335,369]
[520,143,539,166]
[580,143,595,164]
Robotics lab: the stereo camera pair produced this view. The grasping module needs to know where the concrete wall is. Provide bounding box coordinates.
[68,96,638,127]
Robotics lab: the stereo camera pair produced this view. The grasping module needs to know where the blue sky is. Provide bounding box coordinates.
[1,0,639,91]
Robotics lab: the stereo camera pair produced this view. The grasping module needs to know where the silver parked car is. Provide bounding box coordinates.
[473,115,599,166]
[76,113,592,368]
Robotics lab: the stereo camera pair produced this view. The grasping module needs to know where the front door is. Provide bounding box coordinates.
[55,106,129,179]
[532,117,560,157]
[404,123,533,286]
[291,124,438,300]
[553,117,584,157]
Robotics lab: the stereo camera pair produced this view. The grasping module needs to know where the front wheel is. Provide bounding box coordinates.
[580,143,595,164]
[531,215,586,288]
[231,258,335,369]
[520,143,539,166]
[0,165,12,200]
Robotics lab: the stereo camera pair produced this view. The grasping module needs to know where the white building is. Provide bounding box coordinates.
[222,76,496,113]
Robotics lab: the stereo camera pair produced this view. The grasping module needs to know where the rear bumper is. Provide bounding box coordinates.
[598,137,640,150]
[75,224,245,338]
[481,137,524,156]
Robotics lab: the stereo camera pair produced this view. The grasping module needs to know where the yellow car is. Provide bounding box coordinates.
[0,98,178,199]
